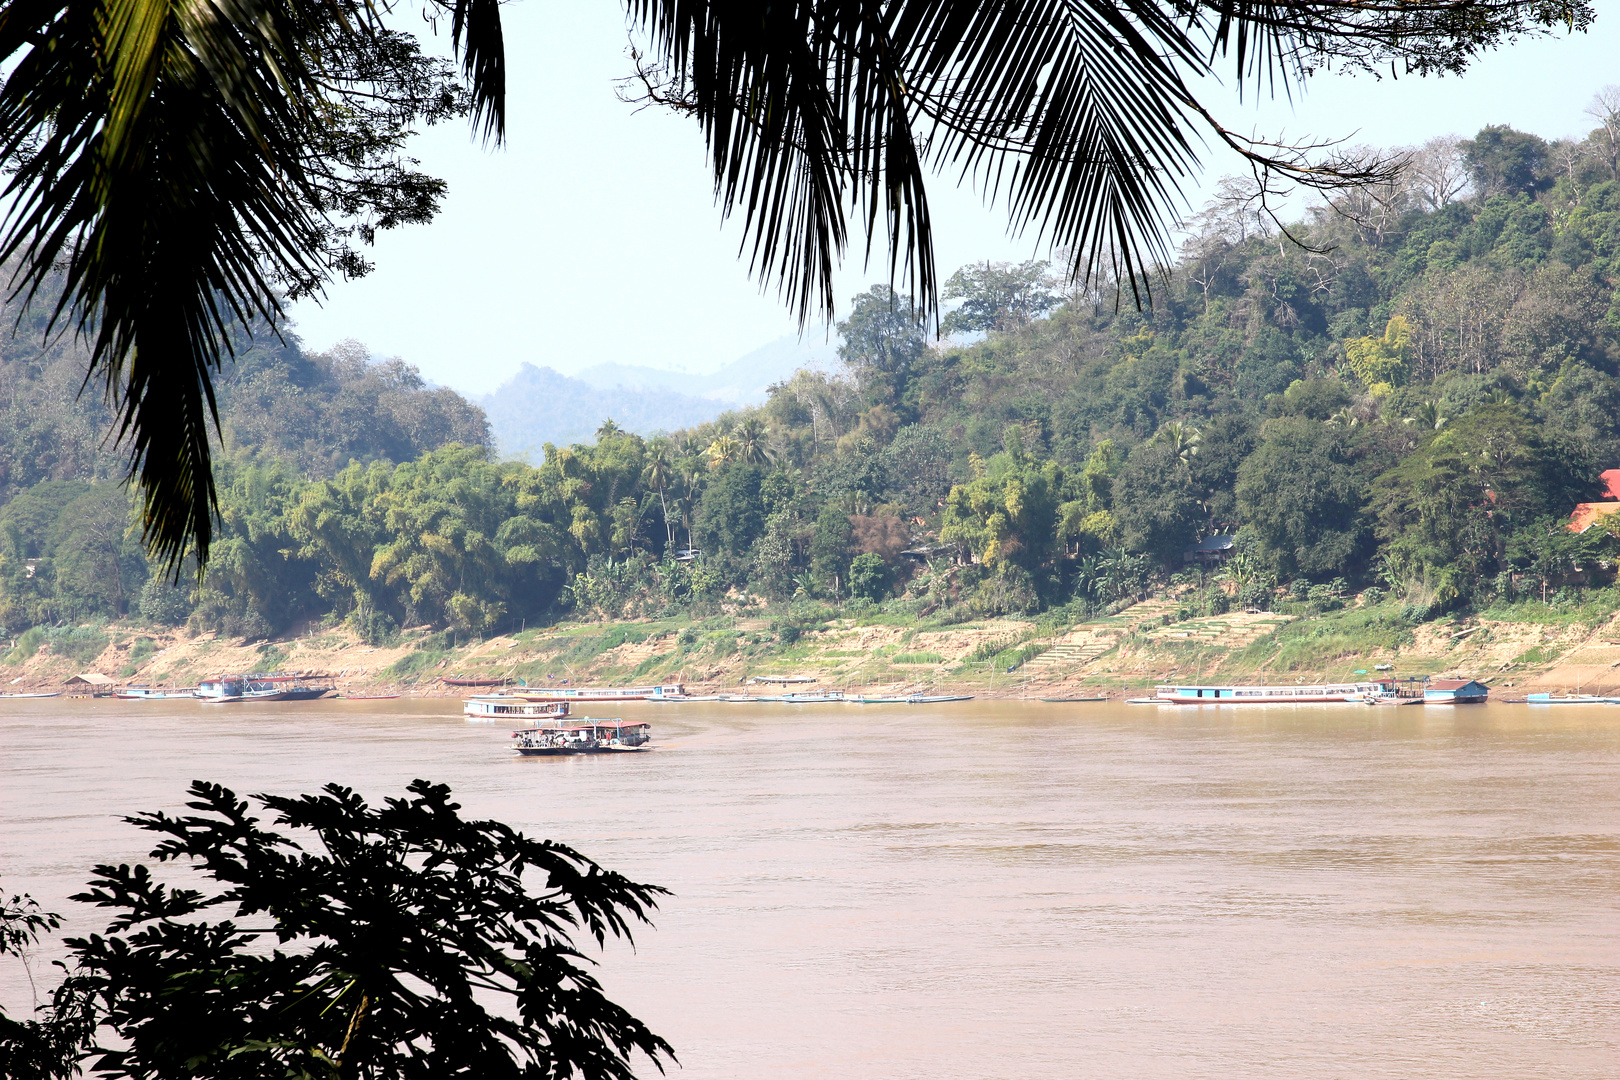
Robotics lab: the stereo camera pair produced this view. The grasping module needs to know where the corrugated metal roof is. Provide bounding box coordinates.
[67,673,116,685]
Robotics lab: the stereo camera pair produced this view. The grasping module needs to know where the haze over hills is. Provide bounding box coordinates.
[573,334,840,403]
[478,334,840,458]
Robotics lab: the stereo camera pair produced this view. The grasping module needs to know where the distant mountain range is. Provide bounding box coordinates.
[478,334,839,459]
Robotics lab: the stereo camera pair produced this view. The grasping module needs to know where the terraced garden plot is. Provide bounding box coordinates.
[1100,597,1183,628]
[1020,628,1122,672]
[610,635,676,666]
[1144,612,1296,648]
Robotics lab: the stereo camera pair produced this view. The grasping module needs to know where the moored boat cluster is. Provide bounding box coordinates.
[116,672,338,703]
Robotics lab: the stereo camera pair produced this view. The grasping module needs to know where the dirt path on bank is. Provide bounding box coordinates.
[9,602,1620,701]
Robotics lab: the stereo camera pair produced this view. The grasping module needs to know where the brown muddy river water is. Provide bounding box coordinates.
[2,698,1616,1078]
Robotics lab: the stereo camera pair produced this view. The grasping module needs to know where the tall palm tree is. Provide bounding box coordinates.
[707,434,742,467]
[1406,401,1449,431]
[641,441,675,551]
[736,418,772,467]
[0,0,1580,564]
[1152,421,1201,466]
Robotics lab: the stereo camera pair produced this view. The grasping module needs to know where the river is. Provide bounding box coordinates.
[1,697,1616,1078]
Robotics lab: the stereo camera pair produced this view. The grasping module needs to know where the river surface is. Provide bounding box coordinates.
[2,698,1616,1078]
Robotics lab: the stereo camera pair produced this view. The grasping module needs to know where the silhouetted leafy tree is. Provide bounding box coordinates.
[0,779,673,1080]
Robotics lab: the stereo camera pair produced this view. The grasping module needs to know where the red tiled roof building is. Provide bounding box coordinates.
[1567,469,1620,533]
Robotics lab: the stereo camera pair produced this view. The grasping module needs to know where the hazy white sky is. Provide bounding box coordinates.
[286,2,1620,395]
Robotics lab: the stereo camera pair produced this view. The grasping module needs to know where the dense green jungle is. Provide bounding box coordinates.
[5,119,1620,651]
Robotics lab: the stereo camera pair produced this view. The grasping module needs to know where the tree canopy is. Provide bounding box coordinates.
[0,0,1593,564]
[6,109,1620,634]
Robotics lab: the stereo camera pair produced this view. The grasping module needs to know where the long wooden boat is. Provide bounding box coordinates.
[763,690,846,703]
[0,691,61,698]
[115,686,198,700]
[463,697,571,721]
[441,676,510,688]
[1525,692,1611,704]
[1156,682,1380,703]
[507,683,685,703]
[851,694,973,704]
[510,719,652,755]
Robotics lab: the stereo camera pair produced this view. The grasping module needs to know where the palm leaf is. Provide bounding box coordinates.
[0,0,344,568]
[625,0,1592,321]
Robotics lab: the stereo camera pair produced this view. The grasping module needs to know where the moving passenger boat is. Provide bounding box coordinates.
[1156,682,1381,703]
[510,719,652,755]
[463,697,571,721]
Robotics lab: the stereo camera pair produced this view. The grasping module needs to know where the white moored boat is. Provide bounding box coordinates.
[196,676,285,703]
[506,684,685,703]
[114,685,198,700]
[1525,692,1611,705]
[463,697,571,721]
[1156,682,1382,704]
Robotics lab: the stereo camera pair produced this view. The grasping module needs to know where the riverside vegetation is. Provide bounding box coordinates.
[7,115,1620,692]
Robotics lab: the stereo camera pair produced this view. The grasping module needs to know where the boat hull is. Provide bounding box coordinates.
[512,744,653,756]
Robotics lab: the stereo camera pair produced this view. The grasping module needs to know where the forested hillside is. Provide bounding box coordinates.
[6,116,1620,647]
[0,292,490,634]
